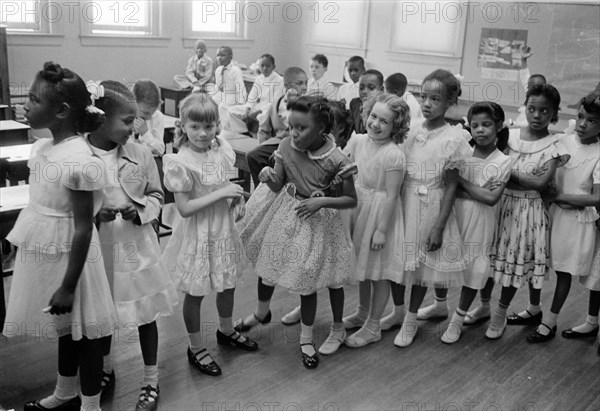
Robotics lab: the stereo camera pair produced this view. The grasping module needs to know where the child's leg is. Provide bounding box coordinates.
[567,290,600,335]
[235,278,275,331]
[394,285,428,347]
[318,287,346,355]
[99,334,115,394]
[346,281,389,348]
[532,271,572,338]
[509,282,543,324]
[77,336,104,411]
[381,281,406,331]
[139,321,159,385]
[417,287,449,320]
[300,293,319,368]
[486,285,518,339]
[342,280,370,329]
[465,278,494,325]
[216,288,258,351]
[442,286,478,344]
[33,335,79,409]
[184,293,221,375]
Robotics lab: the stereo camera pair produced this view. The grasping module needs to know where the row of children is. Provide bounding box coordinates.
[3,57,599,411]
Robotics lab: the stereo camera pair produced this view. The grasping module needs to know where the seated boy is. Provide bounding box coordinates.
[173,39,213,91]
[246,67,308,187]
[306,54,336,99]
[385,72,423,125]
[209,45,245,130]
[228,53,284,134]
[337,56,365,109]
[349,69,384,134]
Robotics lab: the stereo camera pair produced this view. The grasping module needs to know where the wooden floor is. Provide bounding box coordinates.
[2,264,600,410]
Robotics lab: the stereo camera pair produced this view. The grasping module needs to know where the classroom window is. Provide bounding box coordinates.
[0,0,52,34]
[81,0,159,37]
[186,0,246,39]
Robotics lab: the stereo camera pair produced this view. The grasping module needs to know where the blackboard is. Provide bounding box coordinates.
[461,2,599,114]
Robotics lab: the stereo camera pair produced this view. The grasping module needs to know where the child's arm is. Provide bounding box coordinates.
[510,157,560,191]
[458,176,507,206]
[295,175,357,219]
[257,106,274,143]
[175,183,244,218]
[136,113,165,156]
[198,58,213,86]
[185,56,199,84]
[371,169,403,251]
[122,154,164,225]
[259,150,287,192]
[426,169,459,251]
[47,189,95,314]
[550,184,600,208]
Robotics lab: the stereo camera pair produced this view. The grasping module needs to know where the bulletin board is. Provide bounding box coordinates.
[461,2,599,113]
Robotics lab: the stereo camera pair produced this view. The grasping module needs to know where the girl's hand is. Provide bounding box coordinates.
[120,203,138,221]
[425,227,443,252]
[258,167,277,183]
[134,118,148,136]
[47,286,75,315]
[294,197,323,219]
[231,196,246,222]
[97,207,119,222]
[371,229,386,251]
[484,179,502,191]
[532,164,549,176]
[221,184,244,200]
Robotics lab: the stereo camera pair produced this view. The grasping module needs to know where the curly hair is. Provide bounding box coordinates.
[374,93,411,144]
[423,69,462,105]
[287,95,334,135]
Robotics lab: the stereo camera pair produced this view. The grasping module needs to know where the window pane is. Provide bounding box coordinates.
[89,0,149,30]
[191,0,236,33]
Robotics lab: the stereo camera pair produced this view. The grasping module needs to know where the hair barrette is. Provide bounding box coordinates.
[86,80,105,105]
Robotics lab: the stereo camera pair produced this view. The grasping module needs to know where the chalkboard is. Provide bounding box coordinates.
[461,2,599,114]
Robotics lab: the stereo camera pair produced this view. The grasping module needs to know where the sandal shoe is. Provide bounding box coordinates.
[100,370,116,400]
[187,347,222,376]
[300,343,319,369]
[233,311,272,332]
[526,323,557,344]
[216,330,258,351]
[24,397,81,411]
[506,310,542,325]
[561,326,599,339]
[135,385,159,411]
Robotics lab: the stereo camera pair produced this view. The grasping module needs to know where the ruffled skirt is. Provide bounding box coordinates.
[240,184,354,295]
[492,189,549,289]
[402,183,465,288]
[99,217,177,326]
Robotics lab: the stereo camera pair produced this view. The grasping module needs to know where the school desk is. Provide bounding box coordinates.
[0,143,32,187]
[0,120,30,146]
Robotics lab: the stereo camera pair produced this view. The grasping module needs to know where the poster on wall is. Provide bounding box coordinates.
[478,28,528,81]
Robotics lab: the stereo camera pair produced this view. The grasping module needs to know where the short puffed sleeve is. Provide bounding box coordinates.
[343,132,359,160]
[593,158,600,185]
[546,136,571,168]
[163,154,193,193]
[383,145,405,172]
[497,155,513,183]
[219,138,236,168]
[330,147,358,179]
[27,138,51,168]
[62,154,106,191]
[443,126,472,170]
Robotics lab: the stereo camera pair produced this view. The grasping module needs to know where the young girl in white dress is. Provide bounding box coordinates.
[236,95,358,369]
[161,93,257,378]
[441,102,513,344]
[341,94,409,348]
[2,62,116,411]
[526,90,600,343]
[393,69,471,347]
[486,84,570,340]
[88,80,177,410]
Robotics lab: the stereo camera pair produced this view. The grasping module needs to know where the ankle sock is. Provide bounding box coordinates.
[142,365,158,388]
[517,303,541,318]
[188,331,204,354]
[102,354,113,375]
[39,373,78,408]
[572,315,599,333]
[218,316,234,335]
[300,323,315,356]
[81,392,101,411]
[537,311,558,336]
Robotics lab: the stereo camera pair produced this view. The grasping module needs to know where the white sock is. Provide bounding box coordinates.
[518,303,541,317]
[142,365,158,388]
[39,373,78,408]
[434,295,448,307]
[102,354,113,374]
[572,315,599,333]
[300,323,315,355]
[80,393,101,411]
[480,298,491,309]
[218,316,234,335]
[188,331,203,354]
[536,311,558,336]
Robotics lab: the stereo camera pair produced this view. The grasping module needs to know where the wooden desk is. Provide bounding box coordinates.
[0,143,32,187]
[0,120,30,146]
[222,133,258,193]
[160,87,191,118]
[0,104,10,120]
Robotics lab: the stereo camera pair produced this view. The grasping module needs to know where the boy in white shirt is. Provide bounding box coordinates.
[337,56,365,109]
[228,54,284,134]
[210,46,245,130]
[307,54,335,99]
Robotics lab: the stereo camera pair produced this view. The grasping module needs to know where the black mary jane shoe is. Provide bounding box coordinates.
[526,323,557,344]
[507,310,542,325]
[24,396,81,411]
[561,326,599,339]
[233,311,272,332]
[216,330,259,351]
[300,343,319,369]
[187,347,222,376]
[100,370,116,401]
